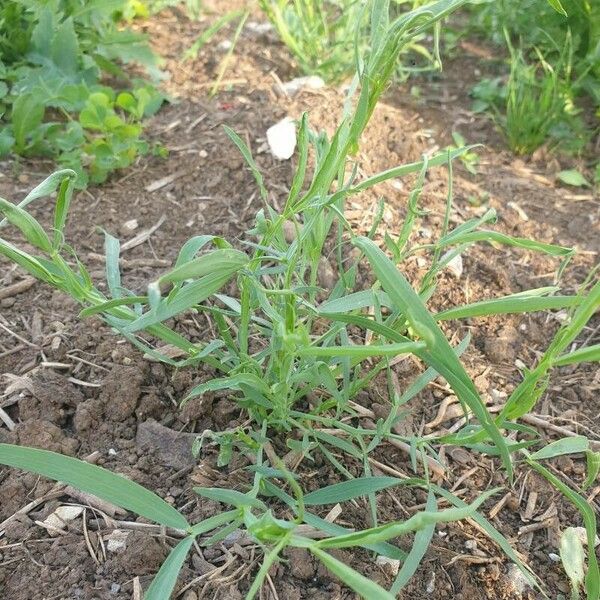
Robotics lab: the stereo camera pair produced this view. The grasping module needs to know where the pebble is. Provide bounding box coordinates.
[549,553,560,562]
[266,117,297,160]
[279,75,325,97]
[464,539,477,551]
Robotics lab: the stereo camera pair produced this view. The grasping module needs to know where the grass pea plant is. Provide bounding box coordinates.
[1,1,599,598]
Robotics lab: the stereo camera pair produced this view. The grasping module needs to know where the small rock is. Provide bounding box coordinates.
[106,530,130,553]
[216,40,232,52]
[3,514,34,542]
[464,539,477,551]
[505,563,531,595]
[136,419,196,469]
[42,505,84,536]
[245,21,273,36]
[120,531,167,575]
[266,117,296,160]
[284,547,315,580]
[375,556,400,575]
[444,253,463,278]
[549,553,560,562]
[484,325,518,363]
[279,75,325,97]
[317,257,336,290]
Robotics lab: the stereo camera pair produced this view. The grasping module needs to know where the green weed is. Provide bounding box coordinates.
[0,1,598,598]
[0,0,164,187]
[258,0,444,83]
[468,0,599,154]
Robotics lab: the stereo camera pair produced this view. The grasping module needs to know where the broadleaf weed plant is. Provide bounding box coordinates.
[0,0,165,187]
[0,0,599,598]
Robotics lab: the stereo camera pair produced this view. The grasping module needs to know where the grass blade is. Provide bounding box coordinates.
[145,536,195,600]
[316,489,497,549]
[309,545,395,600]
[0,444,189,530]
[527,456,599,599]
[303,476,412,505]
[390,490,437,594]
[223,126,268,201]
[354,236,512,478]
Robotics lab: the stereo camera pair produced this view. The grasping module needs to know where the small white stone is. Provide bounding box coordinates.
[266,117,297,160]
[106,530,129,552]
[375,556,401,575]
[108,448,117,456]
[42,506,84,536]
[445,253,463,278]
[123,219,138,232]
[548,553,561,562]
[280,76,325,97]
[216,40,232,53]
[465,539,477,551]
[245,21,273,36]
[426,571,436,594]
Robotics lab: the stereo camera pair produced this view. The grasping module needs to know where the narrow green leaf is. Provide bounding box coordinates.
[53,176,75,249]
[391,490,437,594]
[316,489,497,549]
[354,236,512,478]
[0,198,52,253]
[530,436,589,461]
[104,232,122,299]
[0,238,53,282]
[193,487,267,510]
[0,445,188,530]
[437,293,580,321]
[24,170,78,204]
[79,296,147,318]
[158,249,248,284]
[188,510,239,536]
[145,537,194,600]
[223,126,267,201]
[304,477,407,506]
[584,451,600,490]
[553,344,600,367]
[123,272,236,333]
[298,341,426,359]
[546,0,567,16]
[185,373,270,402]
[310,545,395,600]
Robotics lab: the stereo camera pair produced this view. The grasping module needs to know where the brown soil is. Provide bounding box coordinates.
[1,3,599,600]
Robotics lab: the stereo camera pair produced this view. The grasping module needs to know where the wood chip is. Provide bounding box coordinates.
[120,214,166,251]
[0,277,36,300]
[145,170,191,193]
[0,406,16,431]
